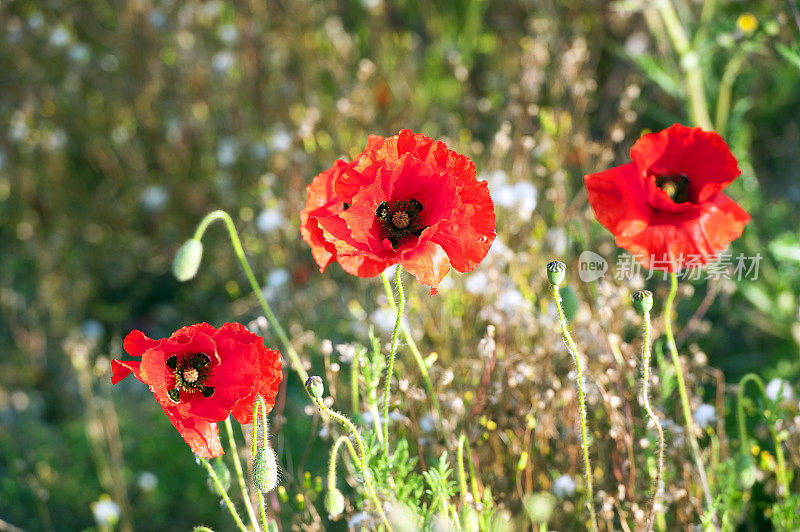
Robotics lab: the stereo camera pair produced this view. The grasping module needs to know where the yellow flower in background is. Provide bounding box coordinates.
[737,13,758,34]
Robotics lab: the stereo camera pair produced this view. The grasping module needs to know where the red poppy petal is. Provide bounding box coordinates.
[337,255,393,278]
[618,192,750,271]
[630,124,740,203]
[163,406,224,458]
[123,330,158,357]
[400,240,451,294]
[111,359,142,384]
[584,163,651,238]
[429,180,496,272]
[231,346,283,425]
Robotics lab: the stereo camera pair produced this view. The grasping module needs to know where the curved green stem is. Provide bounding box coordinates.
[640,311,665,531]
[312,398,392,531]
[224,417,259,531]
[715,51,747,136]
[736,373,790,496]
[381,272,444,430]
[664,273,716,526]
[551,285,598,532]
[200,457,248,532]
[328,435,360,490]
[381,267,405,457]
[192,210,309,386]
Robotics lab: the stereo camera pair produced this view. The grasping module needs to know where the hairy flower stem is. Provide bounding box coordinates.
[192,210,310,387]
[381,272,444,431]
[736,374,790,496]
[664,273,716,527]
[328,435,360,490]
[200,457,248,532]
[456,434,470,502]
[381,267,405,457]
[312,398,392,530]
[224,417,260,532]
[251,398,270,531]
[639,310,665,531]
[551,285,598,532]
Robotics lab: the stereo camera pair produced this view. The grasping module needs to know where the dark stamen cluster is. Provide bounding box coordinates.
[375,198,426,248]
[656,174,691,204]
[166,352,214,403]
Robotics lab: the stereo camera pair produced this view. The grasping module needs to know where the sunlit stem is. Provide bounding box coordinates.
[550,285,598,532]
[380,272,444,429]
[311,397,392,531]
[200,457,248,532]
[657,0,714,130]
[664,272,716,526]
[381,267,405,457]
[251,399,270,531]
[328,435,360,490]
[456,434,470,503]
[224,417,260,532]
[640,310,665,531]
[736,373,790,496]
[193,210,310,387]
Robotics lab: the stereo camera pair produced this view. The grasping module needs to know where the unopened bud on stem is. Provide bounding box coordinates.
[173,239,204,281]
[631,290,654,315]
[305,376,324,399]
[546,260,566,286]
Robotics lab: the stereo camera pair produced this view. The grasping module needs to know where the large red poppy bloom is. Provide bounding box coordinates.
[300,129,496,293]
[584,124,750,271]
[112,322,282,458]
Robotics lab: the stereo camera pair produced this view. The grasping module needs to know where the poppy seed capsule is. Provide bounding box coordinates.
[172,239,203,282]
[252,446,279,493]
[631,290,654,315]
[545,260,566,286]
[305,376,324,399]
[324,488,345,517]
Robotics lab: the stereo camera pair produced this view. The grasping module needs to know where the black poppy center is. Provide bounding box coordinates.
[375,198,426,249]
[655,173,691,204]
[166,352,215,403]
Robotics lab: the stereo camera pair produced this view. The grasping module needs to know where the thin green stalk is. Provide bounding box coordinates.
[463,436,480,502]
[715,52,747,136]
[381,267,405,457]
[551,285,598,532]
[351,347,361,417]
[200,457,248,532]
[328,435,360,490]
[312,398,392,531]
[736,374,790,496]
[251,400,269,531]
[224,417,260,532]
[456,434,470,502]
[192,210,309,386]
[664,272,716,526]
[657,0,714,130]
[640,311,665,531]
[381,272,444,426]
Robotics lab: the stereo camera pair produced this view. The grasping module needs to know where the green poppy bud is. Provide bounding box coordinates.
[266,521,279,532]
[172,239,203,282]
[631,290,654,315]
[324,489,345,517]
[305,376,324,399]
[252,446,279,493]
[545,260,566,286]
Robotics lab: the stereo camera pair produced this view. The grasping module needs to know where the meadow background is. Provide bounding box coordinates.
[1,0,800,530]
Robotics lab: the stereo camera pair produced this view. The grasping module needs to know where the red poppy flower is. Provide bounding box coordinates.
[584,124,750,271]
[111,322,282,458]
[300,129,496,293]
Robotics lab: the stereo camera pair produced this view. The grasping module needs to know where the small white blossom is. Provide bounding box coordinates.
[693,404,716,429]
[766,378,794,402]
[552,475,576,497]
